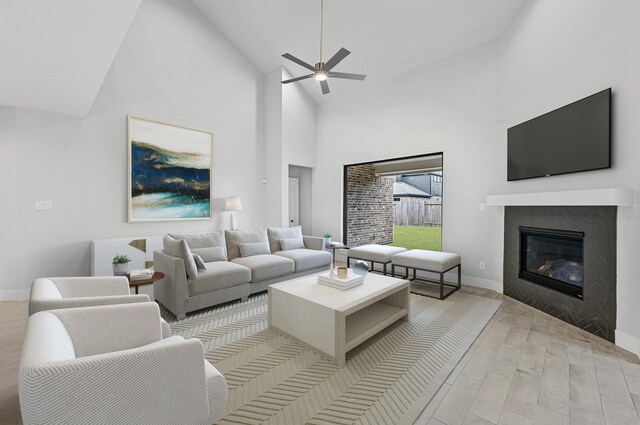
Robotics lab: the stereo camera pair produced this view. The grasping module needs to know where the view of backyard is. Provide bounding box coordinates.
[390,225,442,251]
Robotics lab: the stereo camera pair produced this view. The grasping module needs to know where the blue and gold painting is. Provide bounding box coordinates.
[128,116,212,222]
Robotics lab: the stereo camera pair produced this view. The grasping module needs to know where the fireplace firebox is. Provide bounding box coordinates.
[519,226,584,299]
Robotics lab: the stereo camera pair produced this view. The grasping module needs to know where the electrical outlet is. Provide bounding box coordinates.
[479,261,486,270]
[479,203,486,211]
[35,201,53,210]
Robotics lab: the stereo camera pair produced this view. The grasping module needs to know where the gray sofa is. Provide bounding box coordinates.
[154,226,331,320]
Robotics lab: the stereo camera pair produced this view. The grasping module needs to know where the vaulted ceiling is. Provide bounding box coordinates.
[192,0,528,103]
[0,0,528,117]
[0,0,141,117]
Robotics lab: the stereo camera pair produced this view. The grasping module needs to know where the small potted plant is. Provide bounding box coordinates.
[112,254,131,276]
[323,233,332,248]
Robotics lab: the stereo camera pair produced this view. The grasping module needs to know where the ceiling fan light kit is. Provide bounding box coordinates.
[281,0,366,94]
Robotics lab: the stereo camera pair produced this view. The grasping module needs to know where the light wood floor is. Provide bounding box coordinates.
[0,301,27,425]
[416,286,640,425]
[2,288,639,425]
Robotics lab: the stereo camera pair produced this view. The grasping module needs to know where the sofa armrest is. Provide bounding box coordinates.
[20,337,210,425]
[153,250,190,318]
[48,303,164,357]
[303,235,326,251]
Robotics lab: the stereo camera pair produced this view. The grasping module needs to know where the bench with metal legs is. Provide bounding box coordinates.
[391,263,461,300]
[390,249,462,300]
[346,256,391,275]
[346,244,408,276]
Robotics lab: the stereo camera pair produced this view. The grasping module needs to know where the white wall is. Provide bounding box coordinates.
[496,0,640,352]
[263,68,285,227]
[0,0,265,300]
[315,42,502,289]
[315,0,640,350]
[282,69,318,235]
[263,68,318,230]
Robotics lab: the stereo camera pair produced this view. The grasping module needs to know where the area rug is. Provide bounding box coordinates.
[162,290,501,425]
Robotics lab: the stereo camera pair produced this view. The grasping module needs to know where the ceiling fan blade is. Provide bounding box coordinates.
[325,48,351,71]
[329,72,366,81]
[282,74,314,84]
[282,53,316,71]
[320,79,330,94]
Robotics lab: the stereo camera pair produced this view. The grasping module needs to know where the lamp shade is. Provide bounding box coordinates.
[225,196,243,211]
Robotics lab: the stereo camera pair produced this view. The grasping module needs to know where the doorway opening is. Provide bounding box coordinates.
[288,165,313,234]
[343,153,443,250]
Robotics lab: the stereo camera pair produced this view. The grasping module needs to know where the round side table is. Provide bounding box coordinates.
[325,244,350,264]
[127,271,165,295]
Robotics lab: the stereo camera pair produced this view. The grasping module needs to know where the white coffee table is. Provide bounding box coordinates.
[268,273,410,366]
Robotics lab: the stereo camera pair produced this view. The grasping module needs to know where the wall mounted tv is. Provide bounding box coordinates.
[507,88,611,181]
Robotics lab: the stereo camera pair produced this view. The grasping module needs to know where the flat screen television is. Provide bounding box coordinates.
[507,88,611,181]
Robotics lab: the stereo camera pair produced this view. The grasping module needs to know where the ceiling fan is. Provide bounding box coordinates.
[281,0,366,94]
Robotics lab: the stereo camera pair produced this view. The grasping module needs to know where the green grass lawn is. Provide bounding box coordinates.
[390,225,442,251]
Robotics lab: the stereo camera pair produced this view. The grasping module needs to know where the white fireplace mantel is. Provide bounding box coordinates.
[486,188,637,207]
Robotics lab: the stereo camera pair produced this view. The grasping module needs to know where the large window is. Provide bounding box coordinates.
[343,153,443,251]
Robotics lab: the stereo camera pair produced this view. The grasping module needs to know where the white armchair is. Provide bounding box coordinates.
[19,302,228,425]
[28,276,171,337]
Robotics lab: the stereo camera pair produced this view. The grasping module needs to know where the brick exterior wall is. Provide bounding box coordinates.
[346,164,394,246]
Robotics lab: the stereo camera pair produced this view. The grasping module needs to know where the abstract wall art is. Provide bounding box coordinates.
[128,115,213,222]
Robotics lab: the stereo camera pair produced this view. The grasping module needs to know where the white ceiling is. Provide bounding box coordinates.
[0,0,527,116]
[0,0,141,117]
[192,0,528,104]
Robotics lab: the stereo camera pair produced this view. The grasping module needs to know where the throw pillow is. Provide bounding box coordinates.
[191,246,227,262]
[279,238,305,251]
[168,231,227,257]
[239,241,271,257]
[225,228,269,260]
[267,226,303,254]
[193,254,207,270]
[163,235,198,280]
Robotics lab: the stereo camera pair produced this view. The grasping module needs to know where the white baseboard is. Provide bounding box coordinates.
[616,329,640,357]
[461,275,503,294]
[0,288,30,301]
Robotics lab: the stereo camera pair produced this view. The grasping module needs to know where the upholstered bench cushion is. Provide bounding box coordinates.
[231,254,295,282]
[188,261,251,296]
[274,249,332,272]
[392,249,461,273]
[348,244,408,263]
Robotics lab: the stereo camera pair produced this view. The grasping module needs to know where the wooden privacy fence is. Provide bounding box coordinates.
[394,199,442,227]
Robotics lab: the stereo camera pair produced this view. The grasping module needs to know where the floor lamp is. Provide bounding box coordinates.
[225,196,243,230]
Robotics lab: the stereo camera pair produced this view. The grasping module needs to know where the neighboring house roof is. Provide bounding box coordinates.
[393,182,432,198]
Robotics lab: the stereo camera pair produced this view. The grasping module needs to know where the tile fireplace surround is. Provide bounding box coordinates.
[487,188,635,343]
[504,206,616,341]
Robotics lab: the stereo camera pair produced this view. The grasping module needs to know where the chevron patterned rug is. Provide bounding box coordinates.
[162,290,501,425]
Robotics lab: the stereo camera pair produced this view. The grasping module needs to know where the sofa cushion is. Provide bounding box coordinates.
[188,261,251,296]
[163,235,198,280]
[279,238,305,251]
[193,254,206,270]
[267,226,303,254]
[348,244,408,263]
[225,228,269,260]
[192,247,227,262]
[239,241,271,257]
[169,231,227,258]
[391,249,461,273]
[231,254,294,283]
[274,249,332,273]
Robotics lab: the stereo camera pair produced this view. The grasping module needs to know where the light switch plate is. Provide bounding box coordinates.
[35,201,53,210]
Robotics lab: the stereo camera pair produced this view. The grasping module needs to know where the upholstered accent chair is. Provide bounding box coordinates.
[28,276,147,315]
[28,276,171,337]
[19,303,228,425]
